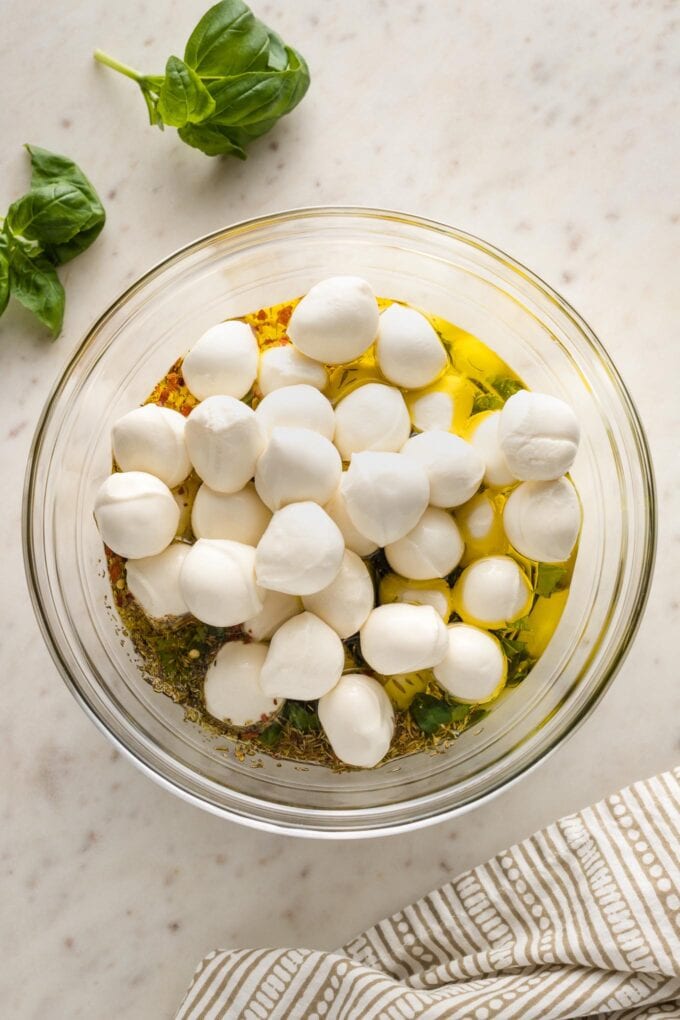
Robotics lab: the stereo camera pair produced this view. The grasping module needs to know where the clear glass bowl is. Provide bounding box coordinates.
[23,208,656,838]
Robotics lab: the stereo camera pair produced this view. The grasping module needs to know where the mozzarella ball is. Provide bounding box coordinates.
[503,477,581,562]
[288,276,379,364]
[379,574,451,620]
[434,624,507,703]
[385,508,464,580]
[255,502,344,595]
[182,320,258,400]
[126,542,190,619]
[258,344,328,395]
[455,492,506,564]
[243,589,302,641]
[204,641,282,729]
[254,426,342,511]
[452,555,532,629]
[360,603,448,674]
[111,404,191,488]
[499,390,580,481]
[303,550,374,639]
[259,612,344,700]
[408,391,454,432]
[319,674,395,768]
[376,304,447,388]
[334,383,411,460]
[255,384,335,440]
[344,452,430,546]
[179,538,263,627]
[401,431,484,508]
[324,477,379,557]
[185,396,264,494]
[191,482,271,544]
[94,471,180,559]
[468,411,518,488]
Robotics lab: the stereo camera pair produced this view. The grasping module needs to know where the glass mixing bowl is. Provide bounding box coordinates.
[23,208,656,838]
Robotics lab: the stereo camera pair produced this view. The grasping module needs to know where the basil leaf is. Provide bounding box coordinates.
[472,390,503,414]
[9,243,65,337]
[284,701,320,733]
[491,376,525,401]
[158,56,216,127]
[411,694,470,734]
[178,122,246,159]
[259,722,282,747]
[184,0,269,75]
[7,183,98,246]
[207,49,310,127]
[535,563,568,598]
[0,234,9,317]
[266,29,287,71]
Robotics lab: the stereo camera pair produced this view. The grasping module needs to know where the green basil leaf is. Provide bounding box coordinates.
[411,694,470,734]
[184,0,270,75]
[158,56,216,127]
[9,243,65,337]
[0,252,9,318]
[535,563,568,598]
[491,376,525,401]
[472,390,503,414]
[259,722,282,747]
[206,48,310,128]
[45,216,106,266]
[6,183,98,245]
[266,29,287,71]
[177,122,246,158]
[284,701,320,733]
[497,635,527,657]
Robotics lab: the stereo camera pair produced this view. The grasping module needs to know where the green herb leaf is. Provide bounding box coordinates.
[491,376,525,401]
[158,56,216,127]
[95,2,310,159]
[472,390,503,414]
[184,0,270,75]
[410,693,470,734]
[535,563,568,598]
[9,242,65,337]
[284,701,320,733]
[0,234,9,317]
[7,183,99,246]
[497,635,527,657]
[259,722,282,747]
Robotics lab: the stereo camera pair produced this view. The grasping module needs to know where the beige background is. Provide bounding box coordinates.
[1,1,679,1016]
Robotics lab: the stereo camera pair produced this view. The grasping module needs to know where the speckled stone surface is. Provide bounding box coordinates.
[1,2,679,1017]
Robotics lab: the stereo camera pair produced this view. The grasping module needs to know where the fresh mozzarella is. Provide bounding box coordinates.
[468,411,518,488]
[204,641,282,728]
[452,555,532,629]
[182,320,259,400]
[179,538,263,627]
[334,383,411,460]
[288,276,379,364]
[318,674,395,768]
[455,491,505,563]
[503,477,581,562]
[255,501,344,595]
[360,603,448,674]
[376,304,446,388]
[126,542,190,619]
[303,550,374,639]
[385,507,464,579]
[259,612,344,699]
[408,391,454,432]
[185,396,264,494]
[324,476,379,558]
[243,589,302,641]
[111,404,191,488]
[498,390,580,480]
[258,344,328,395]
[254,384,335,440]
[401,431,484,508]
[254,426,342,511]
[191,481,271,544]
[344,451,430,545]
[433,624,507,703]
[94,471,180,559]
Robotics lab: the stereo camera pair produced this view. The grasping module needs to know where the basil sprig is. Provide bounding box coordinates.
[0,146,105,337]
[94,0,310,159]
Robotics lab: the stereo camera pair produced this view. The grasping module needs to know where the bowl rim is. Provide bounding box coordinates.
[22,205,657,838]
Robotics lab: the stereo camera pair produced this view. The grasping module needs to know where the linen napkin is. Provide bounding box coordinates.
[176,767,680,1020]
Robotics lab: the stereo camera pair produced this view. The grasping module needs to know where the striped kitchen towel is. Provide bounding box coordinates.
[176,767,680,1019]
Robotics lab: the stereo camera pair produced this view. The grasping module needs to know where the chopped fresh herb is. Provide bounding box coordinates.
[467,707,490,726]
[497,634,527,657]
[94,1,310,159]
[535,563,568,597]
[490,376,525,401]
[259,722,283,747]
[411,693,471,734]
[283,701,320,733]
[472,390,503,414]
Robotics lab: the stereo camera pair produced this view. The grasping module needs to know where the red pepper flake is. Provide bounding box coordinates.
[276,305,293,326]
[257,309,267,321]
[180,405,192,417]
[158,388,170,403]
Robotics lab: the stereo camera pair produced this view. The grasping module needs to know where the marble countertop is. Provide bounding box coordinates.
[2,1,679,1016]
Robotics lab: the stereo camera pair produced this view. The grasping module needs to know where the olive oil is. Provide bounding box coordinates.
[106,297,572,770]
